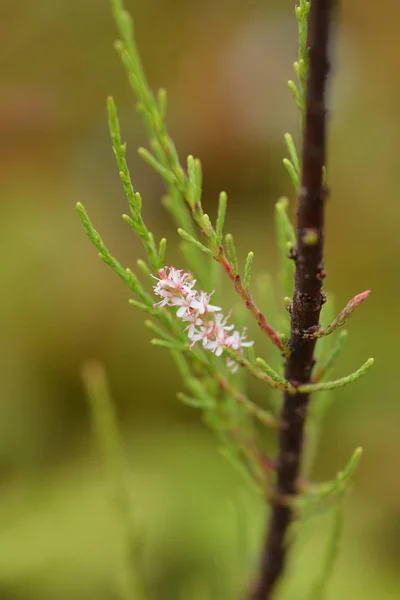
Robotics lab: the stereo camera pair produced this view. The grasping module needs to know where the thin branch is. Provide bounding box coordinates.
[297,358,374,393]
[218,253,286,353]
[215,373,280,429]
[223,348,294,394]
[305,290,370,339]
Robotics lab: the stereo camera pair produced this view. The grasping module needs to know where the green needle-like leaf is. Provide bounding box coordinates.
[138,147,178,185]
[297,359,374,394]
[158,238,167,264]
[225,233,238,275]
[177,392,214,410]
[256,357,286,384]
[284,133,300,174]
[275,197,296,303]
[283,158,300,190]
[157,87,167,119]
[151,339,188,351]
[216,191,227,246]
[244,251,254,291]
[177,228,214,255]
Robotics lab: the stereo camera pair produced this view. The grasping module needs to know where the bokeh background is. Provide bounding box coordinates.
[1,0,399,598]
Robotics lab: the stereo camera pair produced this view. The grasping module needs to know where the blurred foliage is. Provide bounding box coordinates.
[1,0,400,598]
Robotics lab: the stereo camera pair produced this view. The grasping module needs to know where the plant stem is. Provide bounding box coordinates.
[249,1,332,597]
[218,254,285,353]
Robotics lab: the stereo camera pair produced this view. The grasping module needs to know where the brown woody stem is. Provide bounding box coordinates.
[249,1,332,597]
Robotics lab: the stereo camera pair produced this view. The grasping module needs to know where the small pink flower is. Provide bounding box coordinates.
[213,313,235,333]
[204,330,227,356]
[172,291,198,318]
[151,266,254,373]
[152,267,195,302]
[188,323,212,348]
[227,328,254,351]
[189,290,221,316]
[181,311,203,338]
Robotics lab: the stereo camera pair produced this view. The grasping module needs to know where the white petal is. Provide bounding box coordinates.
[207,305,221,312]
[176,306,187,318]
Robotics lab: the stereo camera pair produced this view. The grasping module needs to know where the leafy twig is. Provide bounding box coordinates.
[305,290,370,339]
[223,348,294,394]
[297,358,374,393]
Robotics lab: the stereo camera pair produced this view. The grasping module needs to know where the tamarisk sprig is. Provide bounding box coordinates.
[77,201,284,494]
[287,0,311,157]
[78,0,374,457]
[108,97,161,272]
[107,0,285,354]
[305,290,371,339]
[76,1,375,597]
[298,447,363,514]
[76,205,281,439]
[224,347,373,397]
[78,188,371,425]
[297,358,374,394]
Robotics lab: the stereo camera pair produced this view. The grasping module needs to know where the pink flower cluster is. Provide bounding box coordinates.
[152,267,253,372]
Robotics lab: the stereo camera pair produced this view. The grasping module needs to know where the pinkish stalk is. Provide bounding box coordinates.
[306,290,370,339]
[218,253,285,353]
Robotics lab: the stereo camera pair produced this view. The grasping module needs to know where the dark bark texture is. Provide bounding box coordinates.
[250,1,332,597]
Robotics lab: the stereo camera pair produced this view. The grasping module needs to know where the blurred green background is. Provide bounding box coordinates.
[1,0,399,598]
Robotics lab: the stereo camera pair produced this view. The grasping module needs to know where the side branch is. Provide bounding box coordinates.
[218,253,286,353]
[305,290,370,339]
